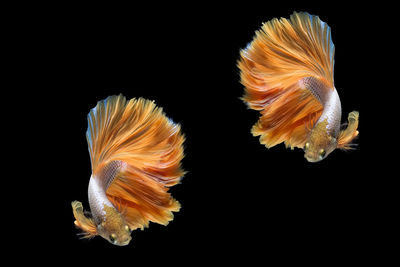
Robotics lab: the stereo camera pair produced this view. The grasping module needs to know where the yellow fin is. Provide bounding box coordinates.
[71,201,97,238]
[338,111,359,149]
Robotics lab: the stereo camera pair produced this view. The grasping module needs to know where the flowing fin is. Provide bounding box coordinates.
[107,166,181,231]
[239,12,334,148]
[87,95,185,230]
[71,201,97,238]
[337,111,359,149]
[251,84,322,148]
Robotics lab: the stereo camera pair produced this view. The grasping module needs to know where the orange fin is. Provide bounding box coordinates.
[87,95,185,230]
[107,166,181,231]
[251,84,323,149]
[239,12,334,148]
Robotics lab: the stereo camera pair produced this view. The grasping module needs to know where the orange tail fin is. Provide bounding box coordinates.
[87,95,185,231]
[239,12,334,148]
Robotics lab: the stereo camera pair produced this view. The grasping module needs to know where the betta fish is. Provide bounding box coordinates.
[72,95,185,245]
[238,12,359,162]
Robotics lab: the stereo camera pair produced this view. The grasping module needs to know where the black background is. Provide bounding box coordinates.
[14,2,385,265]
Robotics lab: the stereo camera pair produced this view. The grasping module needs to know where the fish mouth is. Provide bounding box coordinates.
[115,240,130,246]
[304,154,320,163]
[119,238,132,246]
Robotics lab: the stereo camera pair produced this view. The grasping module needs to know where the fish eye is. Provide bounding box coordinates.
[319,149,326,158]
[125,225,130,232]
[304,142,310,150]
[109,234,117,243]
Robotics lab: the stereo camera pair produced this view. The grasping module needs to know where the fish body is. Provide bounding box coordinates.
[72,95,185,245]
[238,12,359,162]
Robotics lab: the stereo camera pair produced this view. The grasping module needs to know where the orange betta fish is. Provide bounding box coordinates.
[72,95,185,245]
[238,12,359,162]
